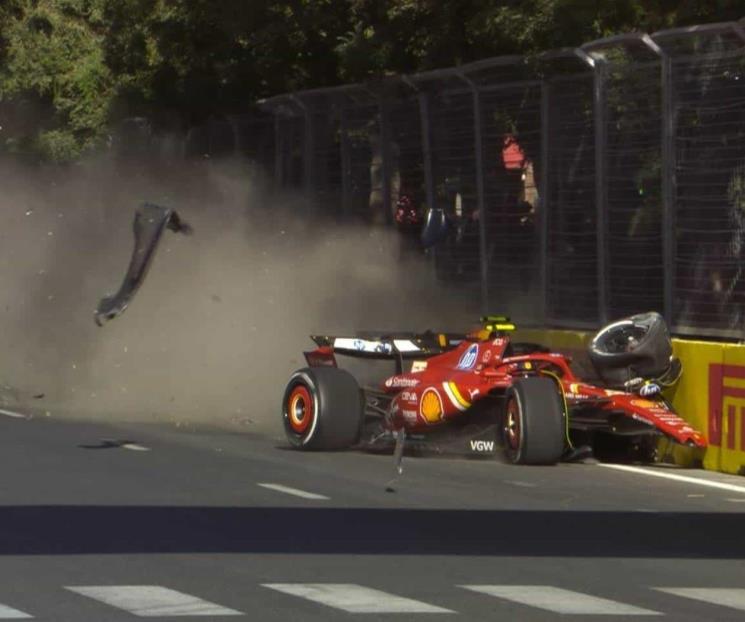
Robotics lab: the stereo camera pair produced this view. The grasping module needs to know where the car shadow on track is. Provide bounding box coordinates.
[0,506,741,558]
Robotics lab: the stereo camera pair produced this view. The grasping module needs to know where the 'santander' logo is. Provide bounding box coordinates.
[457,344,479,370]
[708,363,745,451]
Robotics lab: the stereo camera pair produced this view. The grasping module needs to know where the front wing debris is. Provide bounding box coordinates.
[95,202,192,326]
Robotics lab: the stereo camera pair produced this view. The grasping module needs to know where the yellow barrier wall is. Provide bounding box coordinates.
[515,328,745,475]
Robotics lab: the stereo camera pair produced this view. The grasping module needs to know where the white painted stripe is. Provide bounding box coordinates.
[656,588,745,611]
[122,443,150,451]
[0,409,27,419]
[257,483,329,500]
[726,498,745,503]
[262,584,452,613]
[0,604,32,619]
[460,585,660,615]
[503,480,538,488]
[65,586,241,617]
[599,463,745,494]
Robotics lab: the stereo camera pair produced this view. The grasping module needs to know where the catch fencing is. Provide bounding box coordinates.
[258,21,745,340]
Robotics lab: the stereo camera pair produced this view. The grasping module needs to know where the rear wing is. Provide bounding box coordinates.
[305,317,516,372]
[306,332,465,373]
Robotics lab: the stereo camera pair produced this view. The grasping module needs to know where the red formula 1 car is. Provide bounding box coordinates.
[281,312,707,465]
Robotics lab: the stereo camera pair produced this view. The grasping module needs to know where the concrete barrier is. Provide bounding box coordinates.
[515,328,745,475]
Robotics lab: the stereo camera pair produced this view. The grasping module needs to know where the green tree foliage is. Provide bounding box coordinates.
[335,0,745,80]
[101,0,350,125]
[0,0,742,161]
[0,0,112,161]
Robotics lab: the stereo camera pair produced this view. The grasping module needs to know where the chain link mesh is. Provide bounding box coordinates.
[258,24,745,339]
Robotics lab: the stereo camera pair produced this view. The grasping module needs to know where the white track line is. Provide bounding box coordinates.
[598,464,745,494]
[656,588,745,611]
[257,483,329,500]
[263,583,453,613]
[66,586,241,617]
[0,604,32,619]
[122,443,150,451]
[0,409,27,419]
[461,585,660,615]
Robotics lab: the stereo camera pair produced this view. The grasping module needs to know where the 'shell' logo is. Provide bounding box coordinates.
[708,363,745,451]
[420,388,444,423]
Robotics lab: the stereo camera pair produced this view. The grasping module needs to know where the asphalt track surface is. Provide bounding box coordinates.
[2,414,745,621]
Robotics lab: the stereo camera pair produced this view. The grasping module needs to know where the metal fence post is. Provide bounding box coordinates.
[472,89,489,315]
[291,95,314,199]
[273,113,284,189]
[417,91,437,214]
[304,111,314,198]
[339,103,351,215]
[454,70,490,315]
[661,53,675,326]
[539,81,551,325]
[379,96,393,224]
[592,60,609,325]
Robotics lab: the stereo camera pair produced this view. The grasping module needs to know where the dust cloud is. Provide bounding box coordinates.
[0,155,476,435]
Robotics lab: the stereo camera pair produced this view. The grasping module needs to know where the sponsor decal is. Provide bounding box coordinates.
[419,388,444,423]
[401,409,418,424]
[631,399,658,409]
[482,350,492,363]
[456,343,479,370]
[566,383,590,400]
[709,363,745,451]
[336,338,392,355]
[400,391,417,403]
[442,381,471,411]
[411,360,428,373]
[393,339,419,353]
[385,377,420,389]
[492,338,506,347]
[467,388,480,400]
[605,389,624,396]
[639,383,661,397]
[469,440,496,453]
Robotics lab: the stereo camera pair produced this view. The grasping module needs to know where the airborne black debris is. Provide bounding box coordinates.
[95,203,192,326]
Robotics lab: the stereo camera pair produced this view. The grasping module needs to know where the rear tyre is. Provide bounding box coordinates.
[502,377,566,465]
[282,367,362,450]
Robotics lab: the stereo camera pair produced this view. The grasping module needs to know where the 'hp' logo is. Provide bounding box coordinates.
[457,344,479,370]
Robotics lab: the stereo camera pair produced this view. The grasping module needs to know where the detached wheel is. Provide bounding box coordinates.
[503,376,565,465]
[282,367,362,450]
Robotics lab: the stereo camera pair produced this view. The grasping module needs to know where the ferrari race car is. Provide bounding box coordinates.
[281,312,707,465]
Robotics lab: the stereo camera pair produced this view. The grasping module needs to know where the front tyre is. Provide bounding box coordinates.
[503,376,566,465]
[282,367,362,450]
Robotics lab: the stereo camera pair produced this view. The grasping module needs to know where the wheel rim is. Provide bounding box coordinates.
[287,385,313,434]
[505,397,521,451]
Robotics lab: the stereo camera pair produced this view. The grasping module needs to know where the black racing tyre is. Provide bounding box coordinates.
[502,377,566,465]
[588,312,673,386]
[282,367,363,450]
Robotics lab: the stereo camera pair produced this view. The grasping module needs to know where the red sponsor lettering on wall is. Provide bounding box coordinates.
[708,363,745,450]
